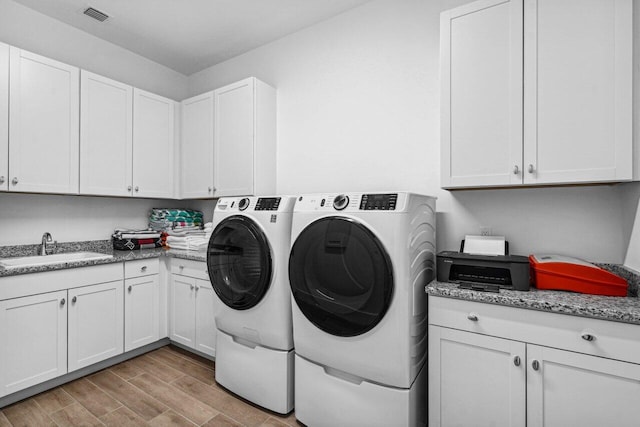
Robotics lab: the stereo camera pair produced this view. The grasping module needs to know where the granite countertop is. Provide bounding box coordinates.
[0,240,207,278]
[427,275,640,325]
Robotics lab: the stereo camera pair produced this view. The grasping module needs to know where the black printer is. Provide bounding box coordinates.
[436,244,530,292]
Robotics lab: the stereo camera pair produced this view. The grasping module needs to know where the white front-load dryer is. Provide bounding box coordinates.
[288,192,436,427]
[207,196,295,414]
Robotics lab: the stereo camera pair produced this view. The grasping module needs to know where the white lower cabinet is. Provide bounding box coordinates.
[124,259,161,352]
[0,290,67,398]
[429,296,640,427]
[68,281,124,372]
[169,259,216,357]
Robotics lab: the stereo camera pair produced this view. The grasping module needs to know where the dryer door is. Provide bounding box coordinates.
[207,216,272,310]
[289,217,394,337]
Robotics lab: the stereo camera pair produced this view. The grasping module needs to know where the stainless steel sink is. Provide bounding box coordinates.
[0,252,113,269]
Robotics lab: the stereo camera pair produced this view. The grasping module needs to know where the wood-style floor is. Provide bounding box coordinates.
[0,345,300,427]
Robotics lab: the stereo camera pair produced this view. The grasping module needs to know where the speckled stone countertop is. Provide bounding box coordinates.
[427,271,640,325]
[0,240,207,277]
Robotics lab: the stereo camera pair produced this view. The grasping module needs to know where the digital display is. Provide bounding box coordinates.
[359,193,398,210]
[255,197,281,211]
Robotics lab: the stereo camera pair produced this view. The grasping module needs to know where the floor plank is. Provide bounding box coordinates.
[88,370,167,421]
[0,411,12,427]
[49,402,103,427]
[148,409,198,427]
[129,373,218,425]
[2,399,57,427]
[147,348,216,386]
[127,354,185,384]
[171,375,269,427]
[201,413,244,427]
[33,387,75,414]
[62,377,122,419]
[166,345,215,370]
[99,406,148,427]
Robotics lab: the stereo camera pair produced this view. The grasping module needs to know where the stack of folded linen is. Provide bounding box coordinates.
[165,222,214,251]
[149,209,204,232]
[112,228,162,251]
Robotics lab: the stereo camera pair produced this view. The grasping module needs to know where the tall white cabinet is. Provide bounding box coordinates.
[0,42,8,191]
[213,77,276,197]
[9,47,80,194]
[80,71,133,197]
[132,89,177,199]
[440,0,632,189]
[181,91,214,198]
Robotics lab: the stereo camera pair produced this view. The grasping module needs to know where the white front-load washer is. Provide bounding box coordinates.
[206,196,295,414]
[288,192,436,427]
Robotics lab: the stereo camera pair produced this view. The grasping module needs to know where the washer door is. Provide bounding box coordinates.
[288,217,394,337]
[207,216,272,310]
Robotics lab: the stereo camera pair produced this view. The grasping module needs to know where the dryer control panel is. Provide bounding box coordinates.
[359,193,398,211]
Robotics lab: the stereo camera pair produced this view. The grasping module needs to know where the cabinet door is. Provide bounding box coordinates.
[124,275,160,352]
[428,326,526,427]
[214,78,255,197]
[527,344,640,427]
[195,278,216,357]
[0,290,67,397]
[80,71,133,196]
[132,88,175,198]
[0,42,8,191]
[8,47,79,194]
[440,0,523,188]
[68,281,124,372]
[169,275,196,348]
[181,91,214,198]
[523,0,632,184]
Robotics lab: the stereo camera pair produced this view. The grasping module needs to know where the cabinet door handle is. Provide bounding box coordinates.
[581,333,595,342]
[208,187,212,193]
[128,285,132,293]
[528,164,535,174]
[179,265,185,270]
[0,176,4,184]
[72,296,77,304]
[195,285,200,291]
[190,284,195,290]
[135,186,139,192]
[513,356,521,367]
[11,177,18,185]
[467,313,478,322]
[213,187,217,193]
[127,185,132,192]
[141,266,147,272]
[513,165,519,175]
[60,298,66,306]
[532,360,540,371]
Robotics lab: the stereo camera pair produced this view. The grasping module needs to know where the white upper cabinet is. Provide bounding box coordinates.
[181,91,214,199]
[441,0,632,189]
[132,88,176,199]
[213,77,276,197]
[0,42,8,192]
[9,47,80,194]
[523,0,632,185]
[440,0,523,188]
[80,71,133,197]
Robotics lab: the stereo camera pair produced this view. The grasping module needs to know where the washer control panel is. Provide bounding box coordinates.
[333,194,349,210]
[255,197,281,211]
[359,193,398,211]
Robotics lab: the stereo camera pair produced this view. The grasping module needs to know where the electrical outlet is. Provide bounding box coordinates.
[480,227,492,236]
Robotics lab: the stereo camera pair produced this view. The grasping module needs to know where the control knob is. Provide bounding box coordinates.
[238,198,250,211]
[333,194,349,211]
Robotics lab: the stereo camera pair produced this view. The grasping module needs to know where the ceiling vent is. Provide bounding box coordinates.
[83,7,109,22]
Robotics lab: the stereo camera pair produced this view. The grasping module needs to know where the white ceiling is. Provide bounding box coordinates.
[12,0,372,75]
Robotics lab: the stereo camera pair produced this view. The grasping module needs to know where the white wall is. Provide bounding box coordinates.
[0,0,188,100]
[188,0,629,263]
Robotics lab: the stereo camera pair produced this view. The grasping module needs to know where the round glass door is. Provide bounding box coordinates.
[207,216,272,310]
[288,217,394,337]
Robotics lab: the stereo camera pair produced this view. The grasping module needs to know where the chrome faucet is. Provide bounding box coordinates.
[40,232,57,256]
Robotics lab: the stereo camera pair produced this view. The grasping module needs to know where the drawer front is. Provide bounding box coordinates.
[124,258,159,279]
[171,258,209,281]
[429,296,640,365]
